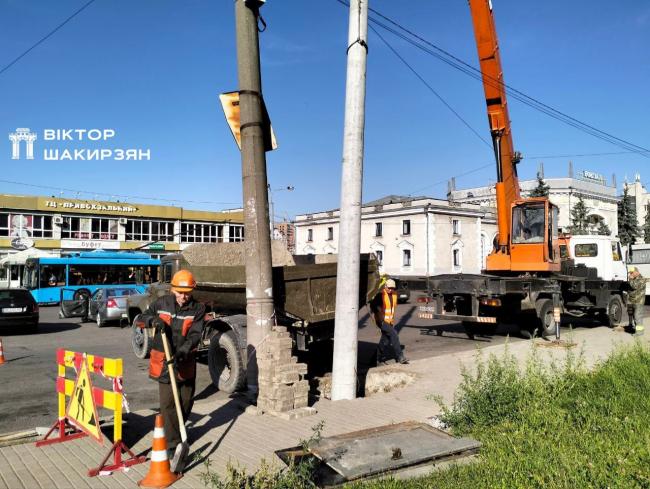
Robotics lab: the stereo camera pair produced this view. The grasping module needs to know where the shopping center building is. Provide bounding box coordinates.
[0,193,244,260]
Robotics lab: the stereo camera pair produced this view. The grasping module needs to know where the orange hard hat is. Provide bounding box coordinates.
[171,269,196,292]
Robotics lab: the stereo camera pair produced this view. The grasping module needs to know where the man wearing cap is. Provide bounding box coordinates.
[627,266,646,336]
[140,269,205,453]
[369,278,408,365]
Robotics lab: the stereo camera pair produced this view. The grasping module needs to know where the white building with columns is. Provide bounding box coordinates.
[294,196,497,279]
[450,166,619,236]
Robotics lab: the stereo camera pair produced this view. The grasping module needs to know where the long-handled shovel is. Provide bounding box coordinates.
[160,328,190,473]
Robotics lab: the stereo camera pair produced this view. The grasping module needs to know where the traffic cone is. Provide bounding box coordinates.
[0,338,5,366]
[138,414,181,488]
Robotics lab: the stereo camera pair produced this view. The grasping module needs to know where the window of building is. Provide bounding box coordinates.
[376,250,383,265]
[327,227,334,241]
[180,222,226,243]
[403,249,411,267]
[0,213,53,238]
[228,225,244,242]
[453,248,461,267]
[127,220,174,242]
[32,215,53,238]
[61,216,118,240]
[452,219,461,235]
[90,217,118,240]
[0,214,8,236]
[402,219,411,236]
[307,229,313,242]
[375,222,383,237]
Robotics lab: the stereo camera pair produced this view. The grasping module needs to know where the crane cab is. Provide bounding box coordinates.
[486,198,561,274]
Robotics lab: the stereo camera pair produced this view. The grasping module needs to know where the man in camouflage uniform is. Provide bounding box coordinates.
[627,267,646,336]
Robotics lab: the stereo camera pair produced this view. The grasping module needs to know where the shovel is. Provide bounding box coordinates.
[160,327,190,473]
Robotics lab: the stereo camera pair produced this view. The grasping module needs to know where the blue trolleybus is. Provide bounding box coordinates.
[23,250,160,304]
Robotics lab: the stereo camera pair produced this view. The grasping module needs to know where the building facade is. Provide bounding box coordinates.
[273,221,296,253]
[295,196,497,278]
[626,174,649,243]
[0,193,244,260]
[450,168,619,236]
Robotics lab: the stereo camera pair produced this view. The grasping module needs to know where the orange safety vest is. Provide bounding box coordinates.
[381,289,397,326]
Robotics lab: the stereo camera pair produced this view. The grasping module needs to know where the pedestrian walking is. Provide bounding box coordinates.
[140,269,205,457]
[370,278,408,365]
[627,266,646,336]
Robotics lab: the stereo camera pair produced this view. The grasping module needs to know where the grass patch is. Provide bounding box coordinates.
[352,342,650,489]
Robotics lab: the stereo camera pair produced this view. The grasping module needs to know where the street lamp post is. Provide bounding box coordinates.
[267,185,294,239]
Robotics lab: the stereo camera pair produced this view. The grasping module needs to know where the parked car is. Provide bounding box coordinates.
[0,288,39,332]
[396,279,411,303]
[87,287,139,327]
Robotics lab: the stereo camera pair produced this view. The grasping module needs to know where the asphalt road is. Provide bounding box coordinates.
[0,300,633,434]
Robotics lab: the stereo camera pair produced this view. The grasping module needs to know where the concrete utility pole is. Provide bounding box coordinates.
[235,0,274,397]
[331,0,369,401]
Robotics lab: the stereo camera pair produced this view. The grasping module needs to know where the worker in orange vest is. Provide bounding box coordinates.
[370,278,408,365]
[140,269,205,457]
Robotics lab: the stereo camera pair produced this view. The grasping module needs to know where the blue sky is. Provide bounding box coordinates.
[1,0,649,219]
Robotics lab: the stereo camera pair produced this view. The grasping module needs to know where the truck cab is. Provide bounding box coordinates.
[561,235,627,282]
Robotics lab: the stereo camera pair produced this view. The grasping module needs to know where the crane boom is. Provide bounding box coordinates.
[468,0,520,252]
[468,0,560,274]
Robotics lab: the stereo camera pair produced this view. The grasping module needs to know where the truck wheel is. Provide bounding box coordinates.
[462,321,496,339]
[132,319,152,359]
[517,313,540,339]
[208,330,246,394]
[536,299,558,338]
[605,295,624,327]
[462,322,479,339]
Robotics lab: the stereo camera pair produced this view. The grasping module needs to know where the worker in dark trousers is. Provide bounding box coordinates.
[627,267,646,336]
[370,278,408,365]
[140,270,205,454]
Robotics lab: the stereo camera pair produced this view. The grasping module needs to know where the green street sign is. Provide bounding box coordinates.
[148,243,165,250]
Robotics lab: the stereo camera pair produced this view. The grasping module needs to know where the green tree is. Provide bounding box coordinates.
[529,174,550,197]
[618,186,640,246]
[568,195,590,234]
[596,220,611,236]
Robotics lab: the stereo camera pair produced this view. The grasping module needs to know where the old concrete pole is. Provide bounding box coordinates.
[235,0,274,397]
[331,0,369,401]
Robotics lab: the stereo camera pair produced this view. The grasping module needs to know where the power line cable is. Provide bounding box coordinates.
[0,178,241,207]
[0,0,99,77]
[360,1,650,157]
[369,24,491,149]
[334,0,649,158]
[525,151,640,159]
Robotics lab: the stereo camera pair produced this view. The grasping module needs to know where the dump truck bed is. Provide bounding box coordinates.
[166,243,380,325]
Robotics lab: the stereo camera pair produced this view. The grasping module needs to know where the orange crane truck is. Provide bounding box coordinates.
[417,0,629,339]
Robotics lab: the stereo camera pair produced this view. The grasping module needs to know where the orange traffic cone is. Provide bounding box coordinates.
[138,414,181,488]
[0,338,5,366]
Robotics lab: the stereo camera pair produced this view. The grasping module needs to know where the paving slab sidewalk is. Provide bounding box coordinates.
[0,327,646,489]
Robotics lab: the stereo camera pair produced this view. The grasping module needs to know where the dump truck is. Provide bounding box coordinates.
[123,242,380,393]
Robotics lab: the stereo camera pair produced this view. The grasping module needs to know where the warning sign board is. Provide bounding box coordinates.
[66,360,103,442]
[219,90,278,152]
